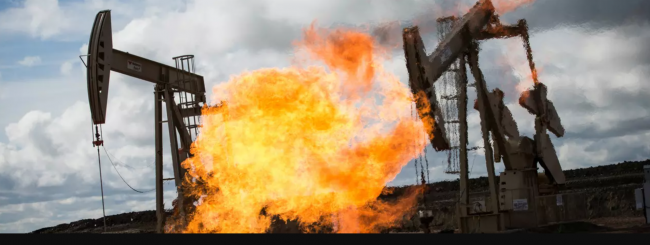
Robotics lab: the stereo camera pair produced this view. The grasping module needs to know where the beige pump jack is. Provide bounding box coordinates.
[402,0,586,233]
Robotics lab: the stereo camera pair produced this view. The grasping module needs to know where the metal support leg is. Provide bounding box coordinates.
[155,86,165,233]
[458,53,470,218]
[467,45,500,219]
[163,86,186,226]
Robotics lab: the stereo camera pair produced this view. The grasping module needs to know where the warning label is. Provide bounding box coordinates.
[127,60,142,72]
[513,199,528,211]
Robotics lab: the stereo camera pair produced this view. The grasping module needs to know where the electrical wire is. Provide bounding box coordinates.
[102,145,155,194]
[102,147,148,171]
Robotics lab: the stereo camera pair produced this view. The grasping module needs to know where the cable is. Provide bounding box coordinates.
[102,147,148,171]
[102,145,155,194]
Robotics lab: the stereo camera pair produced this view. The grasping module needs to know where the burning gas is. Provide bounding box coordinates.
[492,0,536,14]
[168,23,428,233]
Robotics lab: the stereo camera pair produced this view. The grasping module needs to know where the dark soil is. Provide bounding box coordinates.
[511,222,613,233]
[31,211,170,234]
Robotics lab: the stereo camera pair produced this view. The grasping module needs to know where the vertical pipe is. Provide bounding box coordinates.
[155,86,165,233]
[96,147,107,232]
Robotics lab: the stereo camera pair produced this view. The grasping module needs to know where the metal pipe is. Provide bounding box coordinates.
[155,87,165,233]
[96,146,107,232]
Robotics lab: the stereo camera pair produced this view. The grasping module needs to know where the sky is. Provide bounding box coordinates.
[0,0,649,233]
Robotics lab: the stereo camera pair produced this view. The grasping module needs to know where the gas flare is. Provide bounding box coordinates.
[492,0,536,14]
[168,23,427,233]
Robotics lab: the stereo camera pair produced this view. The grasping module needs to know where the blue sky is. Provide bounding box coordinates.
[1,0,649,233]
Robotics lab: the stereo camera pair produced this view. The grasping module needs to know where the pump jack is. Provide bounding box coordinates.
[403,0,582,233]
[84,10,206,233]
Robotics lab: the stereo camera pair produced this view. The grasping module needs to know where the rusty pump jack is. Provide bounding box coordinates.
[84,10,206,233]
[403,0,576,233]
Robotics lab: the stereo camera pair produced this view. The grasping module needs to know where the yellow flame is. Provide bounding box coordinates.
[167,23,427,233]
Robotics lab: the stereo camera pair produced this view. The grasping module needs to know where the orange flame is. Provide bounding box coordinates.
[168,24,426,233]
[492,0,536,14]
[446,0,536,17]
[494,38,546,99]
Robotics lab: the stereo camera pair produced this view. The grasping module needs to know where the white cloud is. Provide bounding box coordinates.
[60,60,74,75]
[0,0,189,41]
[0,0,69,39]
[79,44,88,55]
[0,189,178,233]
[0,98,163,189]
[17,56,42,67]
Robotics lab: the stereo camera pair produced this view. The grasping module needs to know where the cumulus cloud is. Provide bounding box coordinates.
[0,0,69,40]
[0,100,157,188]
[0,0,179,41]
[60,60,74,75]
[17,56,41,67]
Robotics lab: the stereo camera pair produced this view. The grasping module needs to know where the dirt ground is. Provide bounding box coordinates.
[589,216,650,233]
[511,217,650,234]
